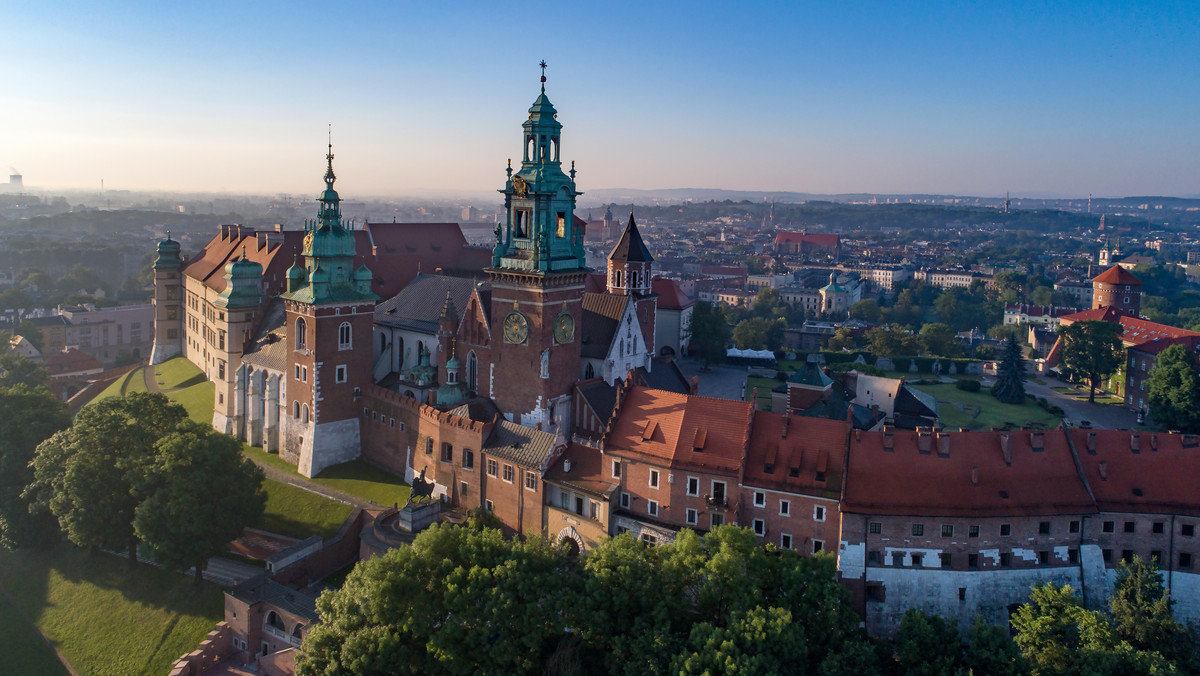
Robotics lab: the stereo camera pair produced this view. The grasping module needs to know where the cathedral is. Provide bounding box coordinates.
[150,71,676,482]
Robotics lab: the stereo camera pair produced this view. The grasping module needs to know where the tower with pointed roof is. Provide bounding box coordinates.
[1092,265,1142,317]
[278,140,379,477]
[607,212,658,352]
[487,64,588,430]
[150,232,184,364]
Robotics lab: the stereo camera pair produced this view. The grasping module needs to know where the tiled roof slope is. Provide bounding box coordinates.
[1069,429,1200,517]
[744,412,848,499]
[374,274,486,332]
[543,443,619,498]
[844,428,1095,517]
[1092,265,1143,285]
[241,299,288,372]
[484,420,558,470]
[606,386,752,474]
[651,277,693,310]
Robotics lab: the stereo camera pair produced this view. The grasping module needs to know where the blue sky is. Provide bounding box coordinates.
[2,1,1197,197]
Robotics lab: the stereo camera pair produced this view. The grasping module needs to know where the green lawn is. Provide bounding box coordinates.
[0,592,70,676]
[911,382,1062,431]
[745,376,781,410]
[0,546,224,676]
[89,367,146,405]
[154,357,207,390]
[257,479,354,540]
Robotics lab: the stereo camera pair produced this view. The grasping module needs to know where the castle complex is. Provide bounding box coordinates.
[151,73,1200,636]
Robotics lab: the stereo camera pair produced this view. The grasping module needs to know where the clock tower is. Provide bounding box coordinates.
[487,63,587,430]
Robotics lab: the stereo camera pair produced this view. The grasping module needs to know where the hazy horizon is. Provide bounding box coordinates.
[3,2,1198,198]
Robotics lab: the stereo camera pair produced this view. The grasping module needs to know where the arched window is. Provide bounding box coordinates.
[467,351,478,392]
[291,623,304,640]
[265,611,284,631]
[585,363,595,379]
[295,318,307,350]
[292,401,300,419]
[301,404,309,424]
[338,322,352,350]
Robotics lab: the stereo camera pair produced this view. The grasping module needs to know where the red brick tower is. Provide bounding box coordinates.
[486,65,587,431]
[1092,265,1142,317]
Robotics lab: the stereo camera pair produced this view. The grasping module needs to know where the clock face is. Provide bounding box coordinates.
[553,312,575,344]
[503,311,529,344]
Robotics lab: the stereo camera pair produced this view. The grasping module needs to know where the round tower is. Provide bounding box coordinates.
[1092,265,1142,317]
[149,232,184,365]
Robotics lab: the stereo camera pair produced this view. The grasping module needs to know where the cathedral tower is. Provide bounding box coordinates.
[607,212,658,353]
[149,233,184,365]
[487,64,588,430]
[279,140,378,477]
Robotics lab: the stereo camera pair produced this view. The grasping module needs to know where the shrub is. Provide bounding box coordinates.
[956,379,981,392]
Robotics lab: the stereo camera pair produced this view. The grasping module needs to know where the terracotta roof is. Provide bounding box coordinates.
[844,428,1095,517]
[651,277,693,311]
[543,443,618,498]
[1059,309,1200,349]
[183,228,304,295]
[775,232,839,246]
[580,292,630,359]
[583,272,607,293]
[1069,430,1200,517]
[606,386,752,474]
[744,412,848,498]
[1092,265,1143,286]
[44,348,103,375]
[701,265,749,277]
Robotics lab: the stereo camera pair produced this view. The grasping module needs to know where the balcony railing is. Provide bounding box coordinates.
[705,494,729,511]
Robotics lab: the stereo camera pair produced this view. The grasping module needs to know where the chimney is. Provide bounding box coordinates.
[936,431,950,457]
[1098,460,1108,481]
[781,416,790,439]
[274,223,284,232]
[1030,430,1044,452]
[883,426,894,451]
[563,458,572,473]
[1087,431,1097,455]
[970,465,979,486]
[1130,433,1140,454]
[1000,432,1012,466]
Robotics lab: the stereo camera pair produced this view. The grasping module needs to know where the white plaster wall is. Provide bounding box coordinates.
[298,417,361,478]
[1170,570,1200,625]
[864,566,1083,638]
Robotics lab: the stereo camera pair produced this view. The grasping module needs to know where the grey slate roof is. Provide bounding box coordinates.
[580,292,629,359]
[636,360,691,395]
[241,299,289,373]
[447,398,501,424]
[608,213,654,263]
[228,574,319,622]
[374,274,487,332]
[484,420,558,470]
[576,379,617,426]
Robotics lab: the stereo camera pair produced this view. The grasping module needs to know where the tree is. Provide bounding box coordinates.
[0,287,31,313]
[689,301,731,367]
[825,327,860,352]
[0,353,48,388]
[25,392,189,565]
[298,522,576,676]
[1031,285,1055,307]
[866,324,922,358]
[993,336,1028,405]
[1110,556,1197,668]
[0,384,70,549]
[895,609,963,676]
[964,616,1029,676]
[671,607,808,675]
[1058,320,1125,403]
[733,317,785,351]
[16,320,44,351]
[1146,343,1200,432]
[134,423,266,581]
[849,299,882,323]
[920,323,962,358]
[752,287,786,319]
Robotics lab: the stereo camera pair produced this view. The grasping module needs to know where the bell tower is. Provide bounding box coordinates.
[279,136,378,477]
[607,212,657,353]
[488,63,588,430]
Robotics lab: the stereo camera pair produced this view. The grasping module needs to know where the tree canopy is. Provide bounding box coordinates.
[0,383,70,549]
[689,301,731,366]
[993,335,1027,405]
[1058,320,1125,403]
[1146,343,1200,431]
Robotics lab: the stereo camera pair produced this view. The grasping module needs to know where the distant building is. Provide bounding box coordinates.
[774,231,840,259]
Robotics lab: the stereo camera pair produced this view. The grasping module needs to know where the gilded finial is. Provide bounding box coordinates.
[165,229,171,240]
[324,124,336,186]
[539,60,547,91]
[570,160,576,180]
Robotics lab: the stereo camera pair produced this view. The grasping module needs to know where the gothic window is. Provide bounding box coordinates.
[293,401,300,419]
[467,351,478,392]
[515,209,529,238]
[338,322,352,350]
[295,318,307,350]
[540,350,550,379]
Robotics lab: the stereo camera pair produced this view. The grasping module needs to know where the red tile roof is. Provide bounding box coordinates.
[1092,265,1143,286]
[844,428,1095,516]
[651,277,693,310]
[775,232,839,246]
[1069,430,1200,517]
[1057,309,1200,350]
[744,412,848,498]
[606,386,752,474]
[543,443,619,498]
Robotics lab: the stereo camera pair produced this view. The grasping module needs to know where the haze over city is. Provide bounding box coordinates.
[3,1,1198,198]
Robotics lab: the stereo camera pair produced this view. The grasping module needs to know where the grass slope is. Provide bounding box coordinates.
[0,546,223,676]
[0,592,70,676]
[257,480,354,540]
[912,382,1061,431]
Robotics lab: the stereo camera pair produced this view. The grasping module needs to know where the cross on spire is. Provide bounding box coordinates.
[324,124,336,187]
[539,60,547,90]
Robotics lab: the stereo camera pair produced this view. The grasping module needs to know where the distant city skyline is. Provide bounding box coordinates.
[2,1,1198,198]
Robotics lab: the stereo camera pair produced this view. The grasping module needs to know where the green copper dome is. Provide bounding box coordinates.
[154,233,183,269]
[225,254,262,280]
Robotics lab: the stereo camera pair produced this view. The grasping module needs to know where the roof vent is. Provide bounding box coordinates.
[642,420,658,441]
[917,428,932,455]
[936,432,950,457]
[693,428,708,452]
[1000,433,1012,466]
[563,459,572,473]
[1130,434,1140,454]
[1098,460,1108,481]
[1150,435,1158,451]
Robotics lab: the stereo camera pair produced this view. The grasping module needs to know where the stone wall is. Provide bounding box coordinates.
[168,621,234,676]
